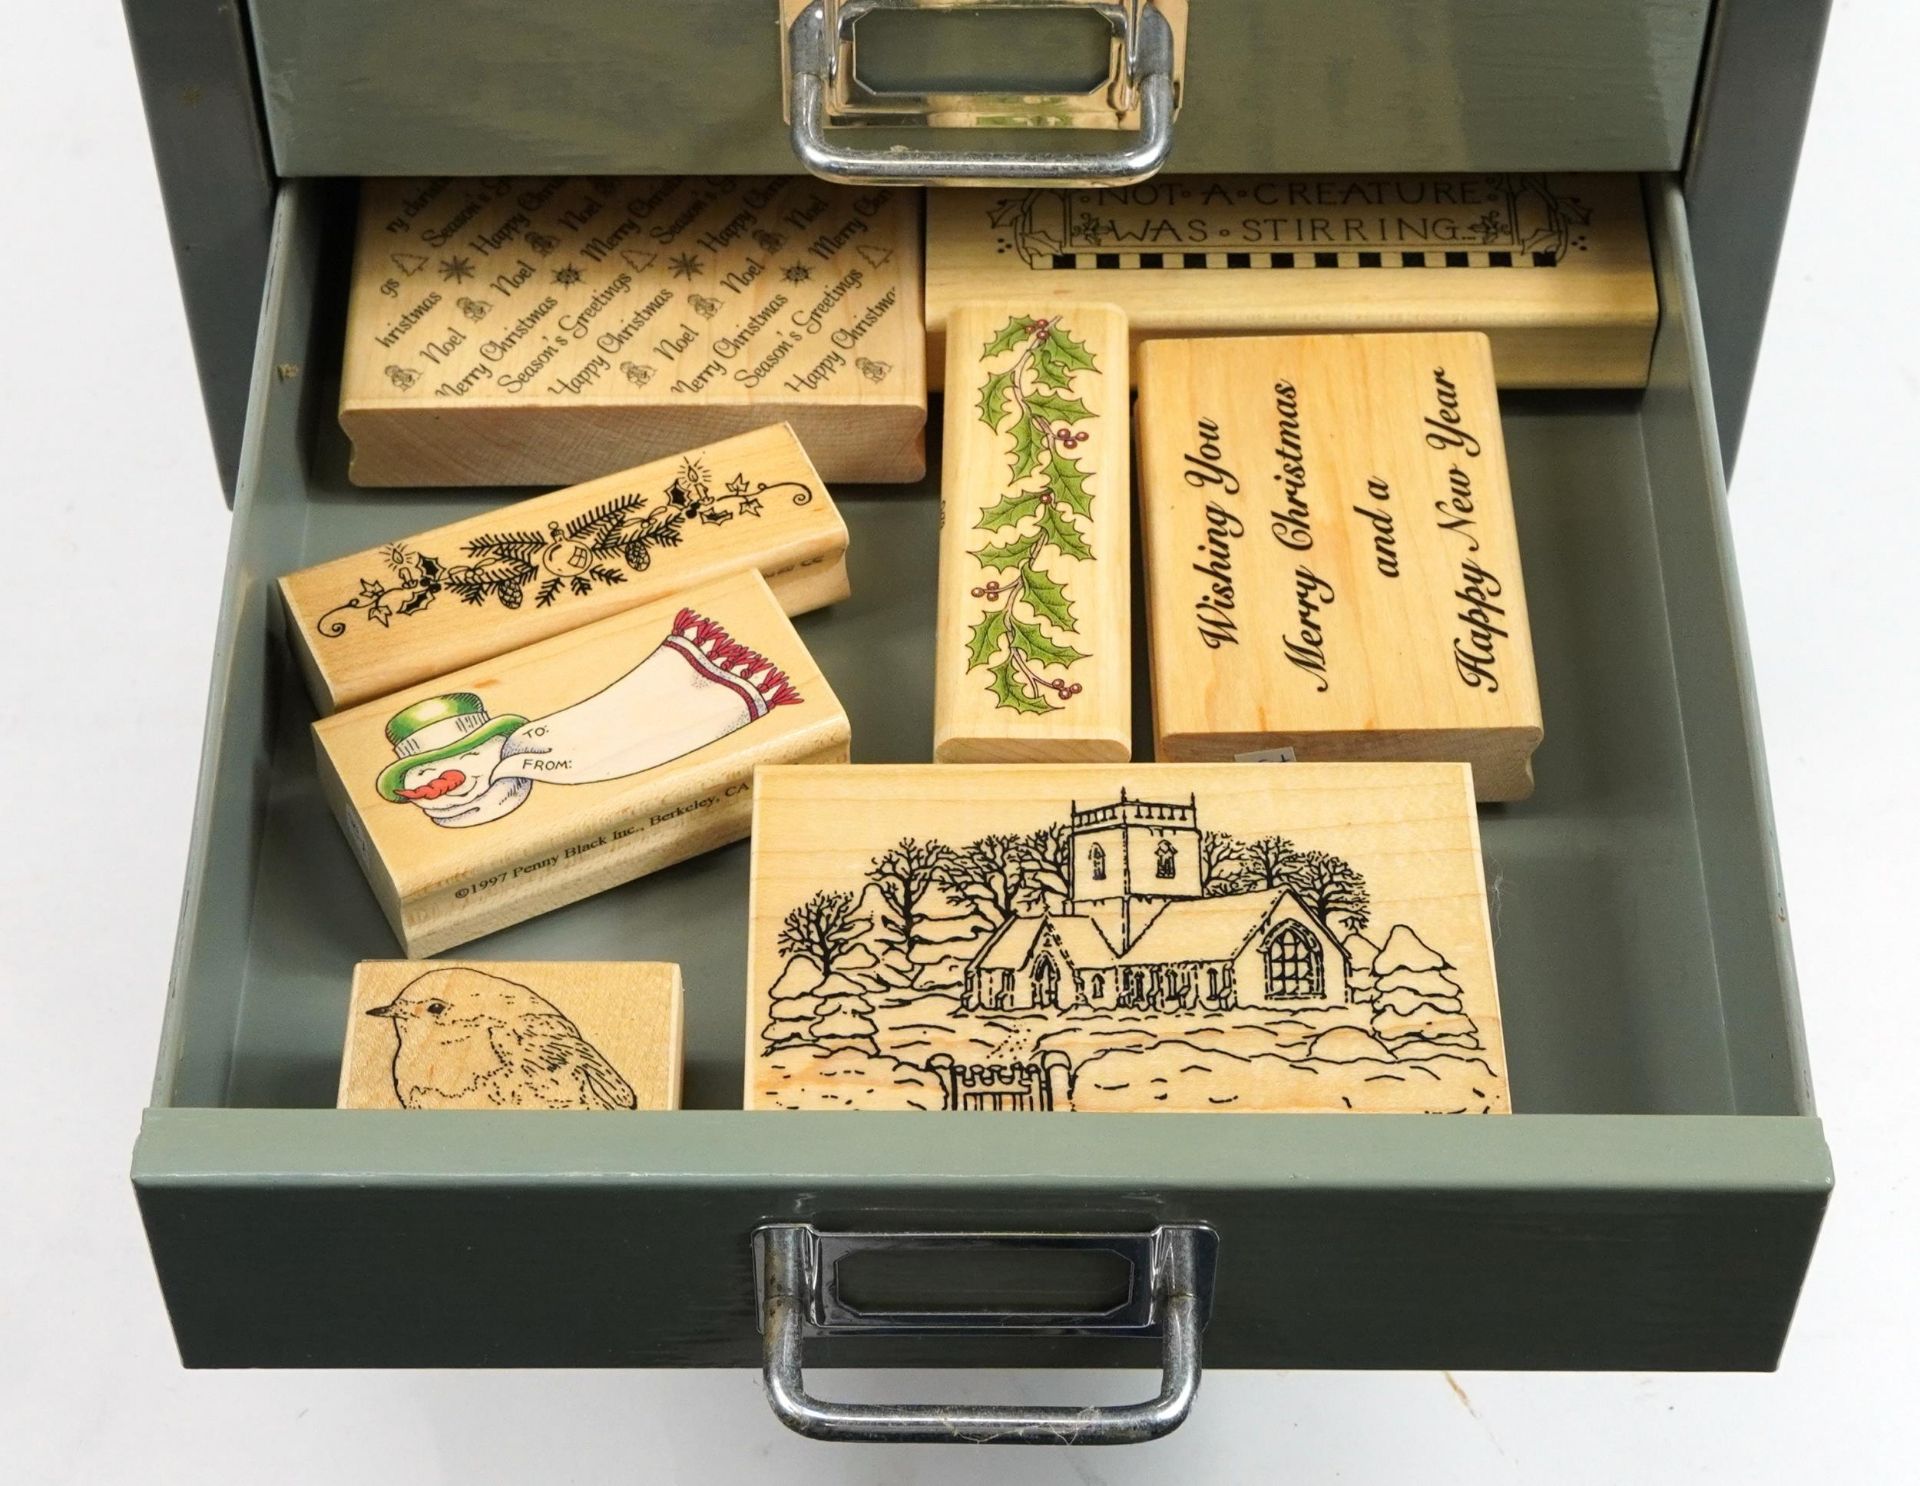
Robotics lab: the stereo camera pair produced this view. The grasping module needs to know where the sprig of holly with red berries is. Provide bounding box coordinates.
[966,315,1099,714]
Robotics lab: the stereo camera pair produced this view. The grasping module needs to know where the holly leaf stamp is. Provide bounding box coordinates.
[967,609,1009,670]
[1021,564,1077,633]
[975,490,1044,532]
[976,369,1015,432]
[990,659,1055,715]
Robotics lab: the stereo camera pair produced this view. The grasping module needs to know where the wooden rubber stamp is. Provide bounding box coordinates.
[933,304,1130,763]
[281,424,849,714]
[339,960,683,1110]
[314,569,851,957]
[1136,331,1542,800]
[927,174,1655,389]
[342,176,926,486]
[745,763,1507,1114]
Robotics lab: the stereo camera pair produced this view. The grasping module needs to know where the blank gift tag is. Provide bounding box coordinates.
[933,304,1131,763]
[340,960,683,1110]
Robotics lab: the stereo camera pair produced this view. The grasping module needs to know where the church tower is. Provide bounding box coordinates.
[1068,790,1203,953]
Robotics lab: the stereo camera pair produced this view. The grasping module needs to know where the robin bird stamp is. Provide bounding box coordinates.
[339,961,683,1110]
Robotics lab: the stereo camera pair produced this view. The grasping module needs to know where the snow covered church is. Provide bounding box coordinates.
[962,793,1351,1013]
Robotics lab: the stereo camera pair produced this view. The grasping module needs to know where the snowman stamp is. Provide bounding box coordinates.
[280,424,849,715]
[313,569,851,956]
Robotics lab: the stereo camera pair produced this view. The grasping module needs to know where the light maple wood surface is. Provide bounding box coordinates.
[313,569,850,957]
[745,762,1507,1115]
[1136,331,1542,800]
[281,424,849,715]
[933,304,1130,763]
[340,960,683,1110]
[926,174,1656,390]
[342,176,927,486]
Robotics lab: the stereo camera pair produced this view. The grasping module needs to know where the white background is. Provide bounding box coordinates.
[2,4,1913,1481]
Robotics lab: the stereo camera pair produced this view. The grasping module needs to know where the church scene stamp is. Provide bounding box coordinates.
[744,763,1508,1115]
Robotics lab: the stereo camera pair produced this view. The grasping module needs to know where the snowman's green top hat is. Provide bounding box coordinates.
[376,692,526,802]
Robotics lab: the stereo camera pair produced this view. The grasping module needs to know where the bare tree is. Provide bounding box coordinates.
[867,837,951,988]
[1011,823,1071,913]
[937,833,1022,926]
[1200,830,1250,896]
[777,889,870,976]
[1238,834,1302,891]
[1281,849,1371,933]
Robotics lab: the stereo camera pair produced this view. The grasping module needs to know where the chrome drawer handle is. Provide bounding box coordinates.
[754,1223,1215,1445]
[786,0,1180,187]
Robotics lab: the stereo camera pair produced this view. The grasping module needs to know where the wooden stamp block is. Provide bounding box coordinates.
[926,174,1655,389]
[339,960,682,1110]
[745,763,1508,1114]
[280,425,849,715]
[933,305,1130,763]
[342,176,926,486]
[1136,331,1543,801]
[314,569,850,957]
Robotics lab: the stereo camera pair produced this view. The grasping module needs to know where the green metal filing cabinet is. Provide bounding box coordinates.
[125,0,1833,1442]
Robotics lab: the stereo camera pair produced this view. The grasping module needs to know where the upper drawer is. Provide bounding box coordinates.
[248,0,1712,178]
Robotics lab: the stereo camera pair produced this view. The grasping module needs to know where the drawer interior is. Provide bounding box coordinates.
[154,176,1809,1121]
[136,177,1826,1373]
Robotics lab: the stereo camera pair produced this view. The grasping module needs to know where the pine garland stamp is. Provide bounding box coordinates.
[934,304,1131,764]
[281,424,849,714]
[314,458,811,636]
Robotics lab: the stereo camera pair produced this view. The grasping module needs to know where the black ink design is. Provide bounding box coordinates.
[620,360,655,389]
[668,252,705,280]
[622,250,659,273]
[552,263,584,286]
[526,231,559,256]
[688,293,721,320]
[755,229,787,253]
[438,255,476,283]
[455,296,492,322]
[989,175,1595,272]
[857,244,895,269]
[368,967,638,1110]
[856,357,891,383]
[384,364,419,391]
[316,460,815,636]
[759,792,1501,1114]
[391,252,426,276]
[782,263,813,284]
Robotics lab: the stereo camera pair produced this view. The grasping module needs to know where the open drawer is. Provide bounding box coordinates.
[133,176,1828,1374]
